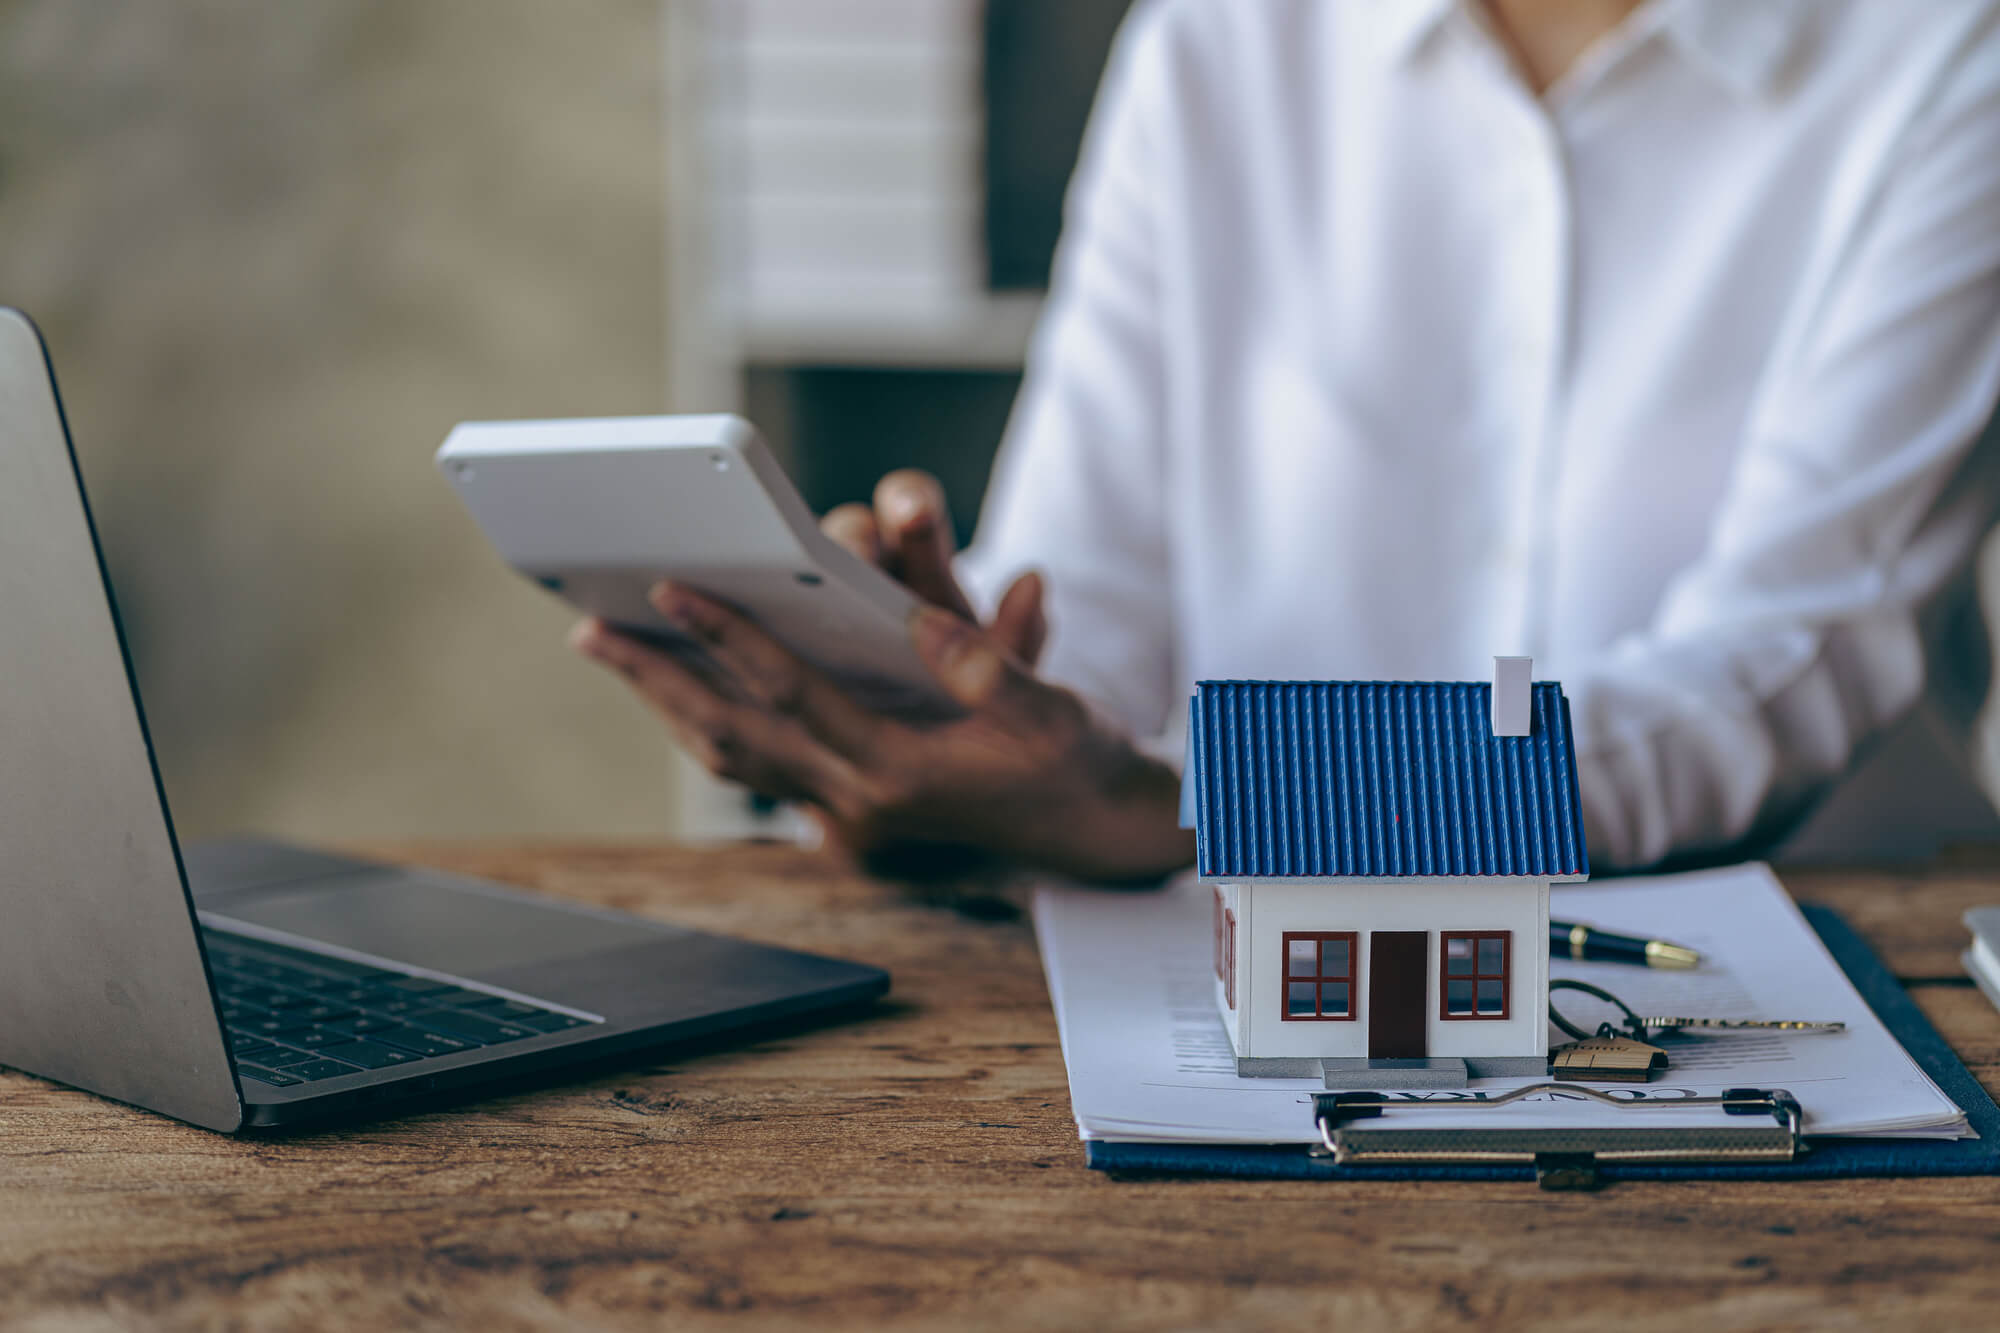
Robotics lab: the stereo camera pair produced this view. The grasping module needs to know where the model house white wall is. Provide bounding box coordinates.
[1215,877,1551,1062]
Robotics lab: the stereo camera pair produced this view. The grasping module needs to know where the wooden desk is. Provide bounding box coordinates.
[3,846,1997,1330]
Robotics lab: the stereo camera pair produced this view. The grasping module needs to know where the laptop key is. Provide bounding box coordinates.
[370,1026,476,1058]
[408,1009,536,1044]
[285,1027,349,1048]
[251,990,317,1010]
[242,1014,309,1037]
[285,1058,363,1081]
[256,1046,324,1068]
[285,954,396,980]
[383,977,457,997]
[230,1038,285,1061]
[454,997,543,1020]
[343,1015,404,1035]
[238,1065,303,1088]
[518,1011,590,1032]
[315,1040,418,1070]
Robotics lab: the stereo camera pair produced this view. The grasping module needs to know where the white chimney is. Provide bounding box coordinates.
[1491,656,1531,737]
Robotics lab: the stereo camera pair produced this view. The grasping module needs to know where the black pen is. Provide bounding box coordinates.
[1551,919,1701,969]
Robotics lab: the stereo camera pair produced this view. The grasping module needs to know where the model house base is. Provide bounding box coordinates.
[1236,1056,1549,1089]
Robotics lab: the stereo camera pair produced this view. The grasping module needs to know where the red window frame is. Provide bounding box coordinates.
[1278,931,1358,1021]
[1440,931,1511,1020]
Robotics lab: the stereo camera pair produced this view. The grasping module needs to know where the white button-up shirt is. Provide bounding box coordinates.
[959,0,2000,869]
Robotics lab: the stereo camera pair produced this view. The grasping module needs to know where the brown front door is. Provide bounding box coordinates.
[1368,931,1428,1059]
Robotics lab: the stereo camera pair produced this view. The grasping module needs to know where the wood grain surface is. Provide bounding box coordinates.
[3,844,1997,1332]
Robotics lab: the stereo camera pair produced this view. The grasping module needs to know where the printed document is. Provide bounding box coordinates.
[1034,864,1968,1143]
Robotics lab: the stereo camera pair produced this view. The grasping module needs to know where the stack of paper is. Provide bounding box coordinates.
[1035,864,1970,1144]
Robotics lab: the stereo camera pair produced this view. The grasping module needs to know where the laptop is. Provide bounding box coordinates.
[0,308,889,1131]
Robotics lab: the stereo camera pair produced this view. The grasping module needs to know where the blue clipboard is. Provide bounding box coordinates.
[1086,906,2000,1182]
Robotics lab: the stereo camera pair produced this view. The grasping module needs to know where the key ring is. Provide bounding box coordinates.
[1548,978,1648,1042]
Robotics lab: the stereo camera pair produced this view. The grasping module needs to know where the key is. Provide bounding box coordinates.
[383,977,457,997]
[343,1015,404,1035]
[253,990,318,1010]
[410,1009,536,1044]
[1550,979,1846,1045]
[286,1058,362,1081]
[258,1046,324,1069]
[454,997,543,1020]
[371,1026,475,1058]
[315,1040,418,1070]
[518,1011,590,1032]
[238,1065,302,1087]
[1637,1016,1846,1035]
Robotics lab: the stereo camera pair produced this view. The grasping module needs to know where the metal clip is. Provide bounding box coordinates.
[1313,1083,1804,1187]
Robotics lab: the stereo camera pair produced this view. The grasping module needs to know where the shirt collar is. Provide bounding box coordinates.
[1367,0,1810,98]
[1658,0,1811,97]
[1367,0,1457,67]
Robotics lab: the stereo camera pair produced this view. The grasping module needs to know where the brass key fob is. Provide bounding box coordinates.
[1548,1034,1670,1082]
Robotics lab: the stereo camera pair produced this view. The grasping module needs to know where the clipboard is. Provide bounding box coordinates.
[1086,906,2000,1186]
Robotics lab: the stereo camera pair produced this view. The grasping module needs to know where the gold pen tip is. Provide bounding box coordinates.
[1644,941,1702,969]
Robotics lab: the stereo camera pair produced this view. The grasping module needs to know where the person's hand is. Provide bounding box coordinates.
[570,471,1194,881]
[818,469,1047,667]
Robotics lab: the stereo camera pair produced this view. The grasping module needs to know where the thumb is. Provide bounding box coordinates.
[990,570,1048,670]
[877,471,976,620]
[909,605,1056,723]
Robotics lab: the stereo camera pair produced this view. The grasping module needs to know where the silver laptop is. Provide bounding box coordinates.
[0,308,888,1131]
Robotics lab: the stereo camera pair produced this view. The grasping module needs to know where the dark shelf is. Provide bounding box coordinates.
[984,0,1136,291]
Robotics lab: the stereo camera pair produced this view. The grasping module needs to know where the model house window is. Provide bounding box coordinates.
[1280,931,1357,1020]
[1213,889,1226,981]
[1225,910,1237,1009]
[1441,932,1510,1019]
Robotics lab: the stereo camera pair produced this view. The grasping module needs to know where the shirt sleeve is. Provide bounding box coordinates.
[1564,24,2000,870]
[955,1,1179,739]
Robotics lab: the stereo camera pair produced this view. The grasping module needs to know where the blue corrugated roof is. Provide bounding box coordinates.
[1186,680,1588,880]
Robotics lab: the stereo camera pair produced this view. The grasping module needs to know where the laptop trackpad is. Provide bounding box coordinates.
[209,870,680,977]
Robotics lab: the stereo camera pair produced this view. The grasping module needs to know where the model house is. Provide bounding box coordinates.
[1182,658,1590,1089]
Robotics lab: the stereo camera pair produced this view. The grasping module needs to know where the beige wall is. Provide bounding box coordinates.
[0,0,683,839]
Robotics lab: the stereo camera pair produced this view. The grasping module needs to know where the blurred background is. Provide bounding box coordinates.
[3,0,1997,849]
[0,0,1131,842]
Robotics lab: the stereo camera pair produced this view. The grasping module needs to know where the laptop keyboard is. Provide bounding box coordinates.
[201,929,598,1090]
